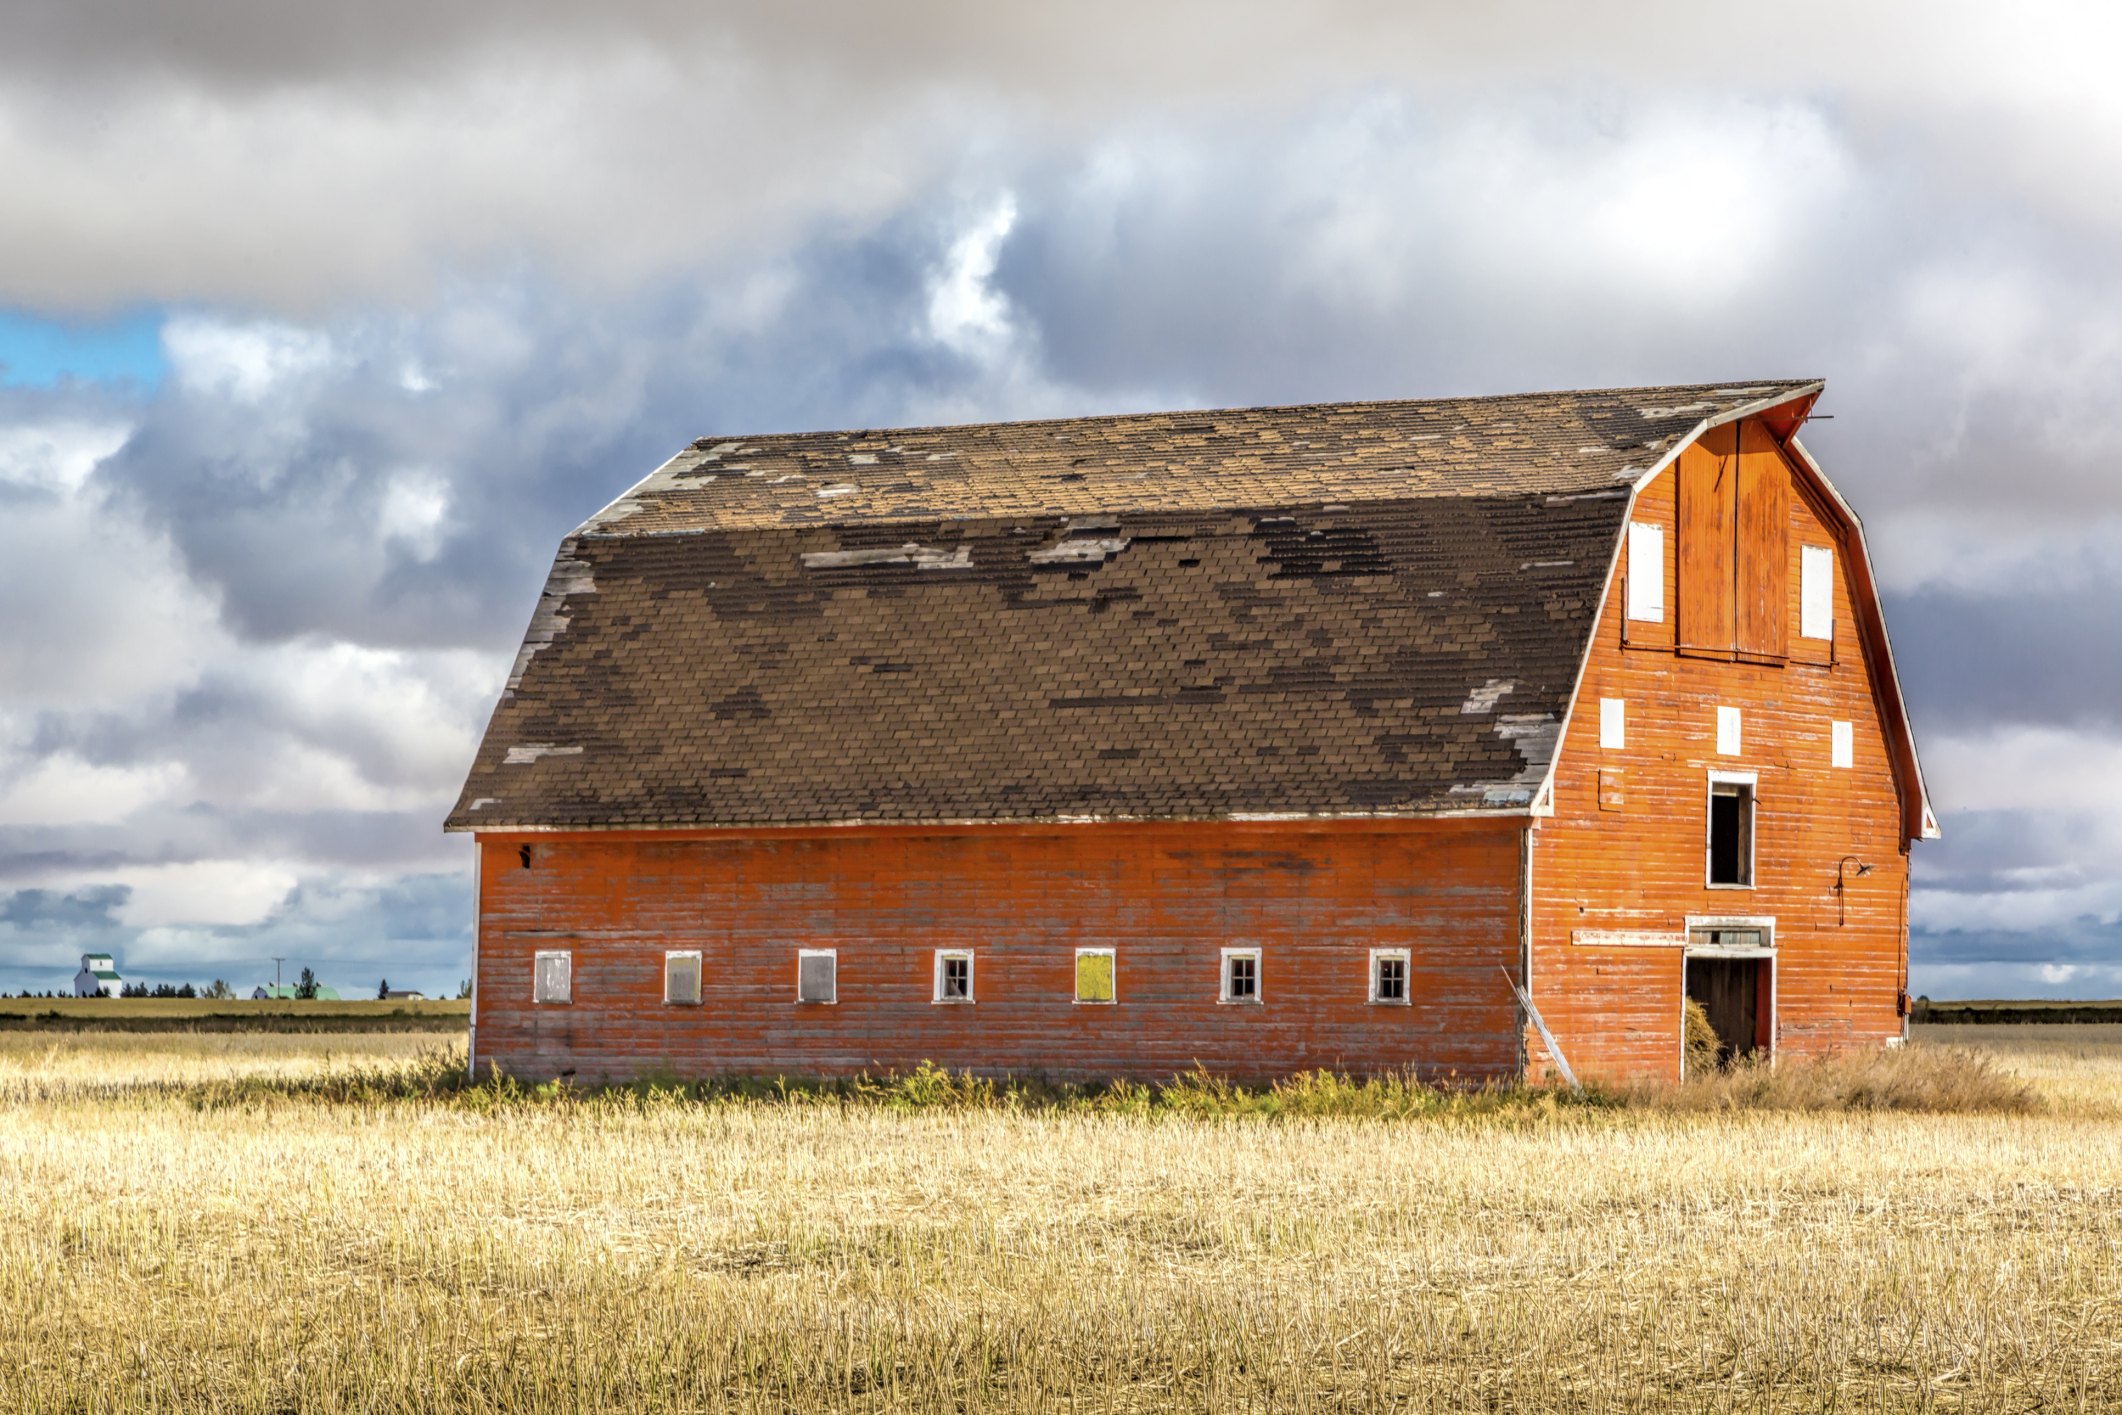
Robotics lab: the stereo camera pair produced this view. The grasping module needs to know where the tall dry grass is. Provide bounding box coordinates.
[0,1029,448,1098]
[1649,1037,2043,1115]
[0,1030,2118,1411]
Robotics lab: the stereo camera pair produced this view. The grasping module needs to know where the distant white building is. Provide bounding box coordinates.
[74,954,122,998]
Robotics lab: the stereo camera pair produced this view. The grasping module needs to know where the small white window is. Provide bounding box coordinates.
[1220,947,1261,1004]
[664,950,702,1005]
[1716,706,1742,757]
[932,949,974,1003]
[1369,948,1410,1005]
[796,949,837,1005]
[1801,545,1834,641]
[1831,720,1854,769]
[1074,948,1115,1004]
[1626,522,1664,623]
[533,950,571,1005]
[1599,697,1626,750]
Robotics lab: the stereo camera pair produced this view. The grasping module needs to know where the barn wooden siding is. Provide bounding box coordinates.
[471,818,1525,1084]
[1527,418,1909,1082]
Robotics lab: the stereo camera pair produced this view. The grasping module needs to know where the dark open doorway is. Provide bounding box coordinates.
[1685,954,1771,1067]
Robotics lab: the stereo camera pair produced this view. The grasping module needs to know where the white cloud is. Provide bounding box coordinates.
[0,754,186,827]
[111,860,297,929]
[163,317,336,402]
[926,193,1019,354]
[377,470,452,561]
[1426,101,1850,312]
[0,418,131,493]
[0,466,225,713]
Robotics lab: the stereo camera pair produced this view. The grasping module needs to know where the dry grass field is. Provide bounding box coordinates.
[0,997,469,1031]
[1,1027,2118,1412]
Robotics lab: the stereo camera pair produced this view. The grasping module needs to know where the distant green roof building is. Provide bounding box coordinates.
[74,954,121,998]
[251,984,343,1001]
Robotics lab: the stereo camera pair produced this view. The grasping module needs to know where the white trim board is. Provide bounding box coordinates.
[1572,929,1682,948]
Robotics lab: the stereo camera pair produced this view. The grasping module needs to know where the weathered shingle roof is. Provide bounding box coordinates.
[448,381,1820,831]
[580,382,1813,533]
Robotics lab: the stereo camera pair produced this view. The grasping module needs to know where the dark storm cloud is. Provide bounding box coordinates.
[1890,588,2122,733]
[0,885,128,930]
[1913,810,2106,899]
[1912,912,2122,1002]
[92,217,1017,654]
[0,808,457,881]
[1915,919,2122,967]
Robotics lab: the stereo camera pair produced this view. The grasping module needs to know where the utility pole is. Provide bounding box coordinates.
[271,957,284,993]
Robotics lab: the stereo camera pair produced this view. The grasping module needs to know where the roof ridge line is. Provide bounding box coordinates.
[678,379,1828,449]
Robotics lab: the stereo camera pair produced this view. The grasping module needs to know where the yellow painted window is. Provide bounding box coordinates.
[1075,950,1114,1003]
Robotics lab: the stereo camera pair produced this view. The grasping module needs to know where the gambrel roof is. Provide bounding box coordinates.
[448,380,1918,834]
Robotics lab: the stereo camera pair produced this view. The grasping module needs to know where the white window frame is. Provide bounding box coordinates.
[1831,720,1854,769]
[1800,545,1834,641]
[1368,947,1411,1006]
[1705,769,1758,891]
[532,949,571,1005]
[932,948,975,1004]
[663,949,702,1006]
[1599,697,1626,751]
[795,947,837,1005]
[1716,705,1742,757]
[1219,946,1262,1005]
[1626,521,1664,623]
[1073,947,1116,1005]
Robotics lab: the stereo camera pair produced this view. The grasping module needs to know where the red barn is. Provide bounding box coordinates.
[447,380,1934,1085]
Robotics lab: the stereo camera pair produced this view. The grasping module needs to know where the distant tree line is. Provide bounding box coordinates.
[17,975,464,999]
[18,979,239,999]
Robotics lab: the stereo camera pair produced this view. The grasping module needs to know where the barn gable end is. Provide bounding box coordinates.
[1526,410,1931,1082]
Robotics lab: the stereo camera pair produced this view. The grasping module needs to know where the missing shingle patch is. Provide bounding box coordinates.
[1462,679,1516,714]
[802,543,972,570]
[504,744,584,765]
[1029,537,1131,565]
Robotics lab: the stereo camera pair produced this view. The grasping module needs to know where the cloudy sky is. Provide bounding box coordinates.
[2,2,2118,999]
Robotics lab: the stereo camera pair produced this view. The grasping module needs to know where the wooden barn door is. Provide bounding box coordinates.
[1677,420,1791,661]
[1684,947,1775,1068]
[1734,421,1789,660]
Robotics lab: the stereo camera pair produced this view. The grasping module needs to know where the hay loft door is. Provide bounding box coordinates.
[1684,923,1775,1069]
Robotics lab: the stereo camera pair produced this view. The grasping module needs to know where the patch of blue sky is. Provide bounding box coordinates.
[0,307,166,390]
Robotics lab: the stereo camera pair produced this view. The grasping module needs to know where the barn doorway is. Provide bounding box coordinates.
[1684,926,1773,1070]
